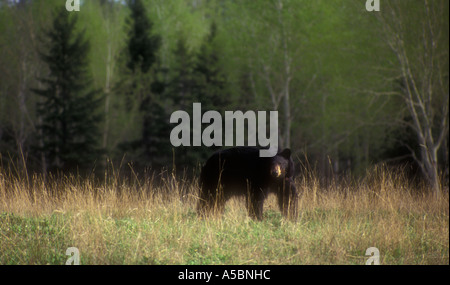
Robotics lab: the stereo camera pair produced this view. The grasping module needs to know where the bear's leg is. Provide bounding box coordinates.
[246,190,265,220]
[276,182,299,220]
[277,190,287,217]
[196,194,208,217]
[211,188,226,216]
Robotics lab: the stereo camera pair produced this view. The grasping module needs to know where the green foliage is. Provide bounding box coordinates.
[32,7,102,172]
[193,22,230,110]
[0,213,71,265]
[0,0,447,181]
[126,0,161,74]
[180,21,231,166]
[115,0,170,168]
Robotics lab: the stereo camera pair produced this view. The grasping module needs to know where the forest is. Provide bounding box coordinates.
[0,0,448,195]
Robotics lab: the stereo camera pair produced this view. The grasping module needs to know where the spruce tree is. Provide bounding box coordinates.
[169,37,196,111]
[165,37,197,167]
[33,8,101,173]
[123,0,166,168]
[193,22,230,111]
[190,22,230,163]
[126,0,160,74]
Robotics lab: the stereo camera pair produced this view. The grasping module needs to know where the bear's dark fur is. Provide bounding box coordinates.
[197,146,298,220]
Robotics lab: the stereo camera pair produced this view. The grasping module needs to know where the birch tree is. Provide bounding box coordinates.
[377,0,449,197]
[226,0,306,149]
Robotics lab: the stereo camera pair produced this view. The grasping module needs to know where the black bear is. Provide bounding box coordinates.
[197,146,298,220]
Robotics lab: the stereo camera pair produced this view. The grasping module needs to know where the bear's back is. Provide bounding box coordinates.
[200,147,272,191]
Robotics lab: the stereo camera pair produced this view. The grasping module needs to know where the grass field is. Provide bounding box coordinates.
[0,164,448,265]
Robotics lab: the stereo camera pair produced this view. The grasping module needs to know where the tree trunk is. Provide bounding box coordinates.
[376,0,448,198]
[278,0,292,149]
[421,140,441,198]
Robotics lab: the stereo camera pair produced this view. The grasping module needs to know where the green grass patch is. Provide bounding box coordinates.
[0,168,448,264]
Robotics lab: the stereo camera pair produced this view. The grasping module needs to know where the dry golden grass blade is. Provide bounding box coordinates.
[0,164,448,264]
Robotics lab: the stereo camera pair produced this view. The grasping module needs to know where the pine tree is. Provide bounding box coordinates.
[169,37,196,111]
[33,8,101,173]
[126,0,160,74]
[188,22,230,164]
[122,0,166,168]
[193,22,230,111]
[165,36,197,167]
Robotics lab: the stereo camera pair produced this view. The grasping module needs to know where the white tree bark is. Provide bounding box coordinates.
[377,0,449,197]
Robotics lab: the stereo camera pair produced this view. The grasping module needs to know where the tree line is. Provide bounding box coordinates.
[0,0,448,196]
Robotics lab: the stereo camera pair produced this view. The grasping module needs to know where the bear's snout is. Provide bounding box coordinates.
[271,164,282,177]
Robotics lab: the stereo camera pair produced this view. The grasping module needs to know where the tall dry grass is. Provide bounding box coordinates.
[0,162,448,264]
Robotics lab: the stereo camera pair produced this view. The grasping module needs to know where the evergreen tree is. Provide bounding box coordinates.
[193,22,230,111]
[162,24,231,168]
[33,8,101,173]
[184,21,231,165]
[126,0,160,74]
[169,37,196,111]
[165,37,197,167]
[121,0,161,110]
[140,74,170,168]
[122,0,166,169]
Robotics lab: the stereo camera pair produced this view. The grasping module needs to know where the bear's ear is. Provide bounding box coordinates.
[279,148,291,158]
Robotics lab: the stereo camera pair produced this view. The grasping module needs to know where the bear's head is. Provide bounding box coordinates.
[269,148,295,179]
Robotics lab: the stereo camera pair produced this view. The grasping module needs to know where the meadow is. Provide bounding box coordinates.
[0,164,448,265]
